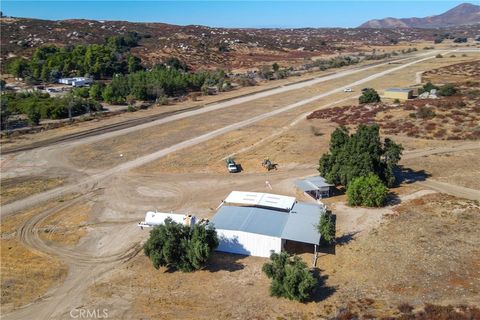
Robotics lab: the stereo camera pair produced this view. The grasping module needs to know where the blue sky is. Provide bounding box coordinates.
[1,1,476,28]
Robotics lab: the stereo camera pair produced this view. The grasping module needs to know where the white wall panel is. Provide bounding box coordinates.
[216,229,282,257]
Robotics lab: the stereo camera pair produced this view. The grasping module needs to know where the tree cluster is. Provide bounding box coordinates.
[7,33,144,82]
[1,91,102,126]
[262,252,317,302]
[319,124,403,188]
[304,55,359,71]
[101,65,226,103]
[143,218,218,272]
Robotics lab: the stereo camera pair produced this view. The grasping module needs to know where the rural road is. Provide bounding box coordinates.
[2,49,453,155]
[1,50,458,217]
[3,49,480,320]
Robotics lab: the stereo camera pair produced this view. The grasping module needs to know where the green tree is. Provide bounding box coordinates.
[25,102,41,126]
[420,82,439,94]
[89,83,103,100]
[143,218,218,272]
[272,62,280,73]
[359,88,381,104]
[262,252,317,302]
[318,124,403,188]
[438,84,457,97]
[317,212,335,245]
[0,98,11,130]
[8,58,29,78]
[347,174,388,207]
[127,55,142,73]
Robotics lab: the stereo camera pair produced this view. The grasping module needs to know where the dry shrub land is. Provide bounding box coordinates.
[423,60,480,83]
[1,16,479,70]
[307,82,480,140]
[80,194,480,319]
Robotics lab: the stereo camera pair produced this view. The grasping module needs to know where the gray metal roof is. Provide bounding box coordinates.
[211,202,324,245]
[295,176,334,192]
[385,88,412,93]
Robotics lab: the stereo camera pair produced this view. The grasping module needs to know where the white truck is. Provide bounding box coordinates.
[226,158,239,173]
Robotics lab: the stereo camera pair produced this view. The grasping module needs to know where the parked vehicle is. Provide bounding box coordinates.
[343,87,352,92]
[226,158,239,173]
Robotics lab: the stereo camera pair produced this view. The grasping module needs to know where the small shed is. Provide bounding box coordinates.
[384,88,413,100]
[295,176,334,199]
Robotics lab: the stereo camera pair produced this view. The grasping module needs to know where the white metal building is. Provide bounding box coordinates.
[211,191,326,258]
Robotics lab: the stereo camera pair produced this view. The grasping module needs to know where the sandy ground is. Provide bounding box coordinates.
[1,47,480,320]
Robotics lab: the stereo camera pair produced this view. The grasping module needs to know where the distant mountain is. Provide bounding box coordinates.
[359,3,480,28]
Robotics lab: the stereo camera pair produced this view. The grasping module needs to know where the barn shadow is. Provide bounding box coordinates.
[205,252,246,273]
[205,237,248,272]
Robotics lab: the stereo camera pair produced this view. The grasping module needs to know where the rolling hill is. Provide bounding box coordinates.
[359,3,480,28]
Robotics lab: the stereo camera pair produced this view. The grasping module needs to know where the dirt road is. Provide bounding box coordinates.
[1,50,455,156]
[1,50,459,217]
[2,48,480,320]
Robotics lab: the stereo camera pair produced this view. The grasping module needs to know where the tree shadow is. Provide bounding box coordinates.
[335,231,359,246]
[394,165,431,184]
[309,268,337,303]
[386,191,402,206]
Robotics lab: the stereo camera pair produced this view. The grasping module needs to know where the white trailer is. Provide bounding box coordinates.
[138,211,197,229]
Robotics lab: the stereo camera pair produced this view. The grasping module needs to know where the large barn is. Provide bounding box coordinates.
[211,191,326,258]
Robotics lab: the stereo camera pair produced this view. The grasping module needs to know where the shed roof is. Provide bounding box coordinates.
[211,201,324,245]
[295,176,334,192]
[385,88,413,93]
[224,191,296,211]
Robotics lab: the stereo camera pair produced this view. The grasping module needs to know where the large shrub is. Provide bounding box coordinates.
[347,174,388,207]
[143,218,218,272]
[262,252,317,302]
[438,84,457,97]
[359,88,381,104]
[317,212,335,245]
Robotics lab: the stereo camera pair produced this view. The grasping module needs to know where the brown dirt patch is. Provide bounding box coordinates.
[38,202,91,246]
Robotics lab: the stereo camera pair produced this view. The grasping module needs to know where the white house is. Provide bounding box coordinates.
[58,77,93,87]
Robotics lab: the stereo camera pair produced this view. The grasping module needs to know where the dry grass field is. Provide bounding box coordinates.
[0,205,68,313]
[0,177,64,205]
[78,193,480,319]
[1,50,479,319]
